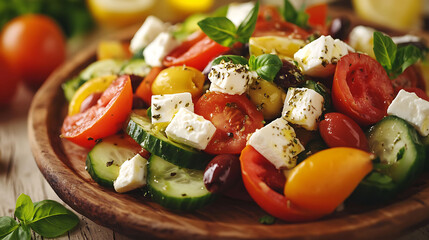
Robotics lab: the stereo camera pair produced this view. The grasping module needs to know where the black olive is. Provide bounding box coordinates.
[329,17,351,40]
[273,60,305,91]
[203,154,241,193]
[132,95,147,109]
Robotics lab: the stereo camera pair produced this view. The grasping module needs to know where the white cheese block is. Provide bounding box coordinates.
[392,34,421,45]
[151,92,194,124]
[387,89,429,136]
[129,16,168,54]
[226,2,255,27]
[348,25,376,57]
[294,35,353,77]
[208,61,257,95]
[165,108,217,150]
[248,117,304,169]
[282,87,324,131]
[143,32,179,67]
[114,154,147,193]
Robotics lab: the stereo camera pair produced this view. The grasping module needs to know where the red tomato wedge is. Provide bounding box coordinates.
[392,65,426,92]
[240,146,325,221]
[253,6,310,39]
[61,75,133,148]
[195,92,264,154]
[401,87,429,101]
[163,31,229,71]
[305,3,327,27]
[319,112,369,151]
[332,53,395,126]
[135,67,163,105]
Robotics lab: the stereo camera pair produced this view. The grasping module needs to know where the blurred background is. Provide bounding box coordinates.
[0,0,428,106]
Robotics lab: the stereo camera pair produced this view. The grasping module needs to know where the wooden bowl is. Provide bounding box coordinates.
[28,11,429,240]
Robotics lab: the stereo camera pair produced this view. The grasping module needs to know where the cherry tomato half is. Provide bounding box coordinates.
[392,65,426,92]
[332,53,395,126]
[195,92,264,154]
[61,75,133,148]
[253,6,310,39]
[1,14,66,89]
[135,67,163,105]
[240,145,324,221]
[0,51,20,107]
[284,147,373,214]
[163,31,229,71]
[319,112,369,151]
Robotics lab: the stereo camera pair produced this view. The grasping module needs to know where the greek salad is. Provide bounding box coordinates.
[60,1,429,222]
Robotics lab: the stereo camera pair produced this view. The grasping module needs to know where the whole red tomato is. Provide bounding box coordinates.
[0,14,66,90]
[0,51,20,107]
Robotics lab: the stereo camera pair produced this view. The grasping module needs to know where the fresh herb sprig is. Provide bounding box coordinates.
[0,194,79,240]
[373,31,425,79]
[197,1,260,47]
[212,54,282,82]
[282,0,309,29]
[249,54,283,82]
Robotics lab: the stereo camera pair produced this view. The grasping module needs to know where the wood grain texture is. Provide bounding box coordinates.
[24,9,429,240]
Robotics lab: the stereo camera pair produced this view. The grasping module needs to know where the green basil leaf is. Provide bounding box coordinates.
[259,215,276,225]
[0,217,19,239]
[212,55,249,65]
[391,45,422,78]
[373,31,397,72]
[282,0,298,24]
[249,54,282,81]
[29,200,79,238]
[236,1,260,44]
[295,10,309,28]
[248,55,257,71]
[197,17,237,47]
[211,5,229,17]
[14,194,34,223]
[2,224,31,240]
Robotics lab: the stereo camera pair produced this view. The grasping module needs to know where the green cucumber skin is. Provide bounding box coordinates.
[126,114,211,170]
[147,155,216,211]
[86,154,115,188]
[368,116,426,188]
[148,185,215,211]
[351,116,427,204]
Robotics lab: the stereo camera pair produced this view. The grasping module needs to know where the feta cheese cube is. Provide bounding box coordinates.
[165,108,216,150]
[114,154,148,193]
[129,16,169,54]
[294,35,354,77]
[392,34,421,45]
[387,89,429,136]
[248,117,304,169]
[143,32,179,67]
[348,25,376,57]
[226,2,255,27]
[282,87,324,131]
[151,92,194,124]
[208,61,257,95]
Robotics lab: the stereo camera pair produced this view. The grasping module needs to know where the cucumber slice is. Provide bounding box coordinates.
[350,171,398,204]
[147,155,215,210]
[367,115,426,187]
[86,134,139,187]
[126,113,211,170]
[79,59,124,81]
[120,59,151,77]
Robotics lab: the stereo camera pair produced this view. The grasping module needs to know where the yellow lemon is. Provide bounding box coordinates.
[167,0,213,15]
[352,0,422,30]
[249,36,306,60]
[68,75,117,115]
[87,0,155,27]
